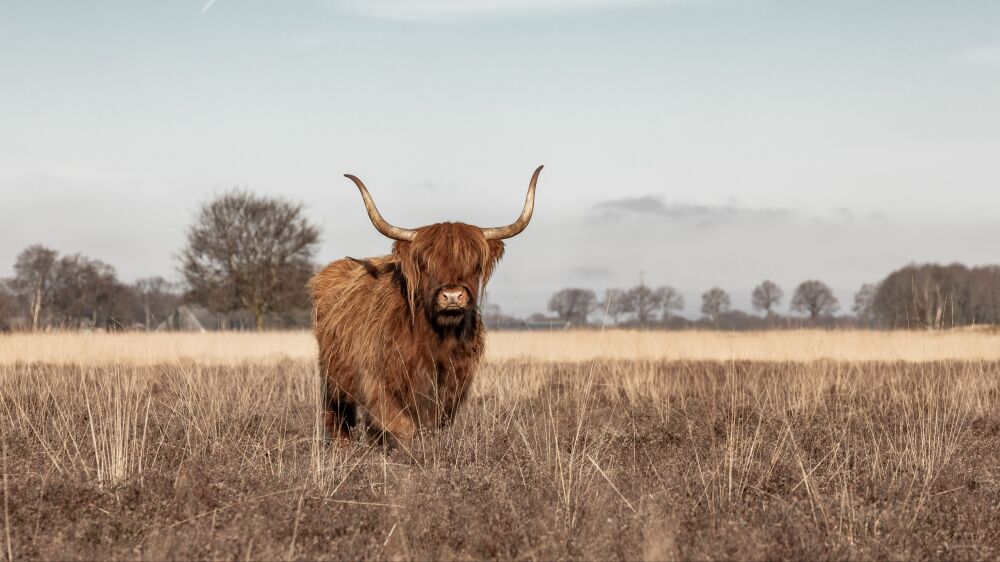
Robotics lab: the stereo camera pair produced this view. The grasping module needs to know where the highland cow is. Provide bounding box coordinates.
[311,166,542,445]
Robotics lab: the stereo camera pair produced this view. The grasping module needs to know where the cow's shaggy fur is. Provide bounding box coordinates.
[310,222,505,444]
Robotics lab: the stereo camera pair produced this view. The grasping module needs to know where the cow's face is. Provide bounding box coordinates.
[394,223,505,327]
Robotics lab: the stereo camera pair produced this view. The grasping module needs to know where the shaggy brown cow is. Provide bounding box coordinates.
[311,166,542,445]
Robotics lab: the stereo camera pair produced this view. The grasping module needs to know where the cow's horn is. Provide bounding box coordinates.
[344,174,418,242]
[481,165,543,240]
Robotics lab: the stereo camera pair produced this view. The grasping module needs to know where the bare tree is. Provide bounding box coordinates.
[48,254,133,329]
[870,264,967,328]
[853,283,878,322]
[602,288,628,324]
[179,190,320,331]
[548,288,597,326]
[133,277,181,330]
[622,284,667,326]
[701,287,730,321]
[751,280,783,317]
[0,280,13,329]
[791,280,839,319]
[9,245,58,330]
[659,286,685,322]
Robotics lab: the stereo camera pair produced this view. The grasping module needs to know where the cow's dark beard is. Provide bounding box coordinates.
[433,306,468,327]
[427,305,478,340]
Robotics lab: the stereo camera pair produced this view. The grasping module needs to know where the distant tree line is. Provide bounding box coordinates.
[528,267,1000,330]
[1,190,318,332]
[3,188,1000,332]
[0,244,180,331]
[537,279,844,330]
[546,284,684,327]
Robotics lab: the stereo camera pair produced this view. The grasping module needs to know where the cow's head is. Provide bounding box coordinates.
[345,166,542,328]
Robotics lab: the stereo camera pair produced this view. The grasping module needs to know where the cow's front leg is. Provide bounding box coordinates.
[363,385,417,447]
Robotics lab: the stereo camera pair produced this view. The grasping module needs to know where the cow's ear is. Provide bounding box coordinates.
[391,240,406,259]
[393,241,420,312]
[481,240,505,286]
[487,240,505,265]
[347,257,380,278]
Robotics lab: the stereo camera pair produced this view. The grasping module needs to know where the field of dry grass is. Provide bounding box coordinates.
[3,330,1000,560]
[5,328,1000,365]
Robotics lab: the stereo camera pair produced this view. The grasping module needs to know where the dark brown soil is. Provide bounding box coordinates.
[2,360,999,560]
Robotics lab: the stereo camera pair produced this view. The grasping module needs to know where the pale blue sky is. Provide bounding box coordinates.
[2,0,999,316]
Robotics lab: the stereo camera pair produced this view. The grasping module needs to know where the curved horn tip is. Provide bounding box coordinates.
[343,174,367,190]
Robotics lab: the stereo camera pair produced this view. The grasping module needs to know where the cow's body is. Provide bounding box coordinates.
[311,248,485,442]
[312,167,541,445]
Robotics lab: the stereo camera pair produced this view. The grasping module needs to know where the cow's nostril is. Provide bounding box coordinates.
[440,289,466,306]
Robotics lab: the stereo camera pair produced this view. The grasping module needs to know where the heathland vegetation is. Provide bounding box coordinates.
[3,330,999,559]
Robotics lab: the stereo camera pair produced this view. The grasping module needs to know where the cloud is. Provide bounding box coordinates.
[952,46,1000,68]
[591,195,787,226]
[326,0,709,21]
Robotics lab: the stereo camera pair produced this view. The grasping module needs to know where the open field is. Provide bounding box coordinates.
[5,328,1000,365]
[3,331,1000,560]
